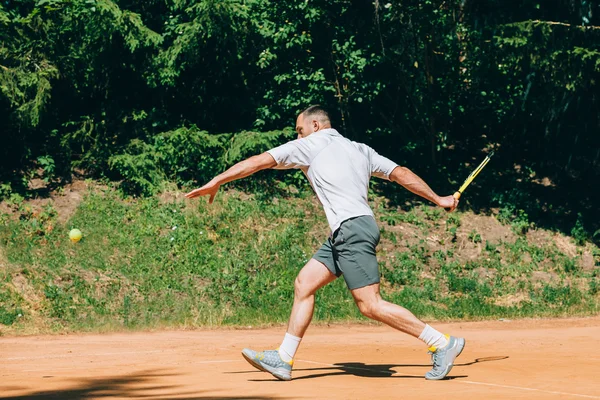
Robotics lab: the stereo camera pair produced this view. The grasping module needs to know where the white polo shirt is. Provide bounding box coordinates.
[267,128,398,233]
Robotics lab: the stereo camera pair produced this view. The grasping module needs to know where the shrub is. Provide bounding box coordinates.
[157,127,229,186]
[108,127,296,196]
[108,139,164,196]
[571,213,588,246]
[0,307,22,326]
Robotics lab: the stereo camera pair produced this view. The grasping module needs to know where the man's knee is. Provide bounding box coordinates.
[294,275,314,299]
[356,299,380,319]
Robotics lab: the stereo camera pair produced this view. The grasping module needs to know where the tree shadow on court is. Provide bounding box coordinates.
[0,369,285,400]
[241,356,508,382]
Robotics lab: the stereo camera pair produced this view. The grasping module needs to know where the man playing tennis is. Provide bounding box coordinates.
[185,105,465,381]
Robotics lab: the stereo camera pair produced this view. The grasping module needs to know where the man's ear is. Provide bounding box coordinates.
[312,120,320,132]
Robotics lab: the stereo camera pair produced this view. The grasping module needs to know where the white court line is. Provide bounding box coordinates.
[297,359,600,399]
[459,381,600,399]
[5,354,599,399]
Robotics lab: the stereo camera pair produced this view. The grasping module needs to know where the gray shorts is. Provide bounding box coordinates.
[313,215,381,290]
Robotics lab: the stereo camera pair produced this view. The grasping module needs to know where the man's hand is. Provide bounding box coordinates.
[185,180,220,203]
[437,195,459,212]
[389,167,459,212]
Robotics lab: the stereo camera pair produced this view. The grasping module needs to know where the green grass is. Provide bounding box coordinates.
[0,183,598,334]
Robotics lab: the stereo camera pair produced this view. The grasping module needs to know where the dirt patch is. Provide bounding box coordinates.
[494,292,528,307]
[0,246,7,268]
[457,212,515,245]
[580,250,596,272]
[0,200,16,217]
[11,273,44,313]
[158,189,185,205]
[532,176,556,187]
[526,229,552,248]
[378,209,522,265]
[79,269,119,296]
[531,270,558,284]
[380,222,424,252]
[554,234,578,258]
[474,267,496,280]
[455,239,483,262]
[565,277,592,293]
[0,179,89,225]
[52,180,89,224]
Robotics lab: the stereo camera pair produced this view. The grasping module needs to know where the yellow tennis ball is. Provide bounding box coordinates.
[69,229,82,243]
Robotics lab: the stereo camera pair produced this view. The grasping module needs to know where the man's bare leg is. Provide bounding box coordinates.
[287,258,337,337]
[350,282,426,337]
[241,258,336,380]
[351,282,465,380]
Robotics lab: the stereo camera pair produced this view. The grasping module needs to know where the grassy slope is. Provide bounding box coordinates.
[0,182,599,335]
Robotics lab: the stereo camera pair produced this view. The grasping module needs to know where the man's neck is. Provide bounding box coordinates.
[303,126,335,138]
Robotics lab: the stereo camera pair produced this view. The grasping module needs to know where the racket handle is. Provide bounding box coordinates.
[453,191,461,200]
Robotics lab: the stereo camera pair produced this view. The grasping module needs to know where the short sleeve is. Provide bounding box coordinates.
[267,138,315,170]
[368,147,398,180]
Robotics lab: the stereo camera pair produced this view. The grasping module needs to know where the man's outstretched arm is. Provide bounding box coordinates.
[185,152,277,203]
[389,166,458,212]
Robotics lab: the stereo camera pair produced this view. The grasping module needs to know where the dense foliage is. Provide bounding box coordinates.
[1,0,599,240]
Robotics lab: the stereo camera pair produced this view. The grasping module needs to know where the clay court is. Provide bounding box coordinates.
[1,317,599,399]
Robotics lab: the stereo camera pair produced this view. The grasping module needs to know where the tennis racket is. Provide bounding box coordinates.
[453,151,494,200]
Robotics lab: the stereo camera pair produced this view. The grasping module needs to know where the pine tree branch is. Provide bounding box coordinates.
[530,20,600,30]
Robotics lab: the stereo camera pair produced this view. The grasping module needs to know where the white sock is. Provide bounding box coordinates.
[278,333,302,362]
[418,324,449,350]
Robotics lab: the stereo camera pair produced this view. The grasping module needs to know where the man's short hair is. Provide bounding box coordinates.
[299,105,331,125]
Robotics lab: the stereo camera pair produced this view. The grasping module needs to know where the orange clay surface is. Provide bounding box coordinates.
[1,317,599,399]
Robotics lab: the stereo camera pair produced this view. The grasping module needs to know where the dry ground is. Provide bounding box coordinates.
[1,317,599,399]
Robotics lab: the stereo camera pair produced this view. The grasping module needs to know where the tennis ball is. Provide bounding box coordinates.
[69,228,82,243]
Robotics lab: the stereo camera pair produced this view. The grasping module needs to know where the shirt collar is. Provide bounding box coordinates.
[315,128,342,137]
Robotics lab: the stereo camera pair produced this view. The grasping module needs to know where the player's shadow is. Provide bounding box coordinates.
[0,369,284,400]
[244,356,508,382]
